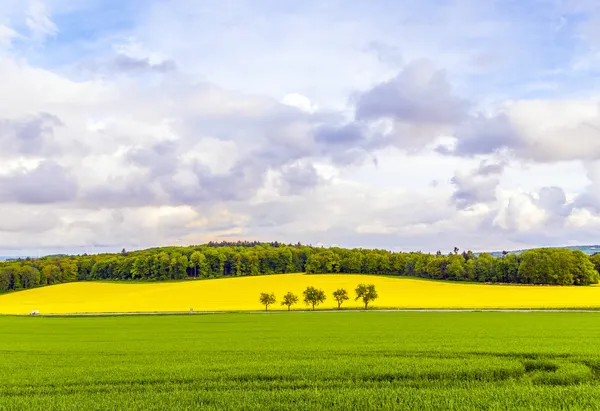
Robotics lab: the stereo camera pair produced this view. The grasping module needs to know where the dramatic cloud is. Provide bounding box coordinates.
[450,114,521,156]
[0,113,62,157]
[355,59,469,126]
[278,162,322,196]
[0,161,78,204]
[450,161,505,210]
[2,0,600,254]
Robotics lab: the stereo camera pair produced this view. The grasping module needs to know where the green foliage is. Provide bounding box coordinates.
[280,292,299,311]
[303,286,326,310]
[259,292,276,311]
[332,288,349,309]
[1,243,599,295]
[518,249,600,285]
[355,283,378,309]
[2,313,600,410]
[446,254,466,280]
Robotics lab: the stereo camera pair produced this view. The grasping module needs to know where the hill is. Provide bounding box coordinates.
[1,274,600,314]
[486,245,600,257]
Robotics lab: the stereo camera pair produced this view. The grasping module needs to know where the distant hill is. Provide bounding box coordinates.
[486,245,600,257]
[0,255,35,261]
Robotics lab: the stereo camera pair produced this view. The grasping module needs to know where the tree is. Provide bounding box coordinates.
[571,250,600,285]
[355,283,378,309]
[131,257,146,280]
[259,292,276,311]
[332,288,349,309]
[303,286,326,310]
[474,253,496,282]
[280,292,299,311]
[59,260,78,282]
[169,254,188,280]
[19,266,40,289]
[446,254,465,280]
[42,264,61,285]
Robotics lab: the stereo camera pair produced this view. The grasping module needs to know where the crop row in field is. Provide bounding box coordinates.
[2,274,600,314]
[1,312,600,410]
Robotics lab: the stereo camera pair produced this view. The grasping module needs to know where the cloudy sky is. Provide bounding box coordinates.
[2,0,600,255]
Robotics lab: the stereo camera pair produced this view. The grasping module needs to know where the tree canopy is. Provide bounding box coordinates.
[332,288,349,309]
[280,292,299,311]
[1,243,598,295]
[259,292,276,311]
[303,286,327,310]
[355,284,378,309]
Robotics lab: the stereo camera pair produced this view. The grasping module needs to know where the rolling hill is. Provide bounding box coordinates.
[486,245,600,257]
[1,274,600,314]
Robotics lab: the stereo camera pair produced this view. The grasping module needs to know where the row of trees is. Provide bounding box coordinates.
[1,243,599,293]
[259,284,379,311]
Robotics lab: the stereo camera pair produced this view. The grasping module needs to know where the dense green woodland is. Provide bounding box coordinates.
[1,242,599,293]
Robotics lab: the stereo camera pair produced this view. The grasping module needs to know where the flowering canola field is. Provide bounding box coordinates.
[1,274,600,314]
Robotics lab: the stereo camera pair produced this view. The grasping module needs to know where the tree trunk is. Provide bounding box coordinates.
[312,303,315,311]
[288,305,290,311]
[337,302,341,309]
[364,302,368,310]
[265,305,268,311]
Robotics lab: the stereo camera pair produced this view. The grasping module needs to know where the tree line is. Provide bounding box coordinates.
[260,283,378,311]
[1,243,599,293]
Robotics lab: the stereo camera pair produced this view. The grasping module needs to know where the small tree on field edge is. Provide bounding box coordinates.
[259,292,276,311]
[303,286,326,310]
[355,283,378,310]
[281,292,299,311]
[332,288,349,309]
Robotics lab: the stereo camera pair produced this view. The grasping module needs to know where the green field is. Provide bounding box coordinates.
[2,312,600,410]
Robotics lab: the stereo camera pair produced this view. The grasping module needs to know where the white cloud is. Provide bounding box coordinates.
[493,191,548,231]
[3,0,600,254]
[0,24,18,46]
[506,100,600,162]
[281,93,318,113]
[25,0,57,42]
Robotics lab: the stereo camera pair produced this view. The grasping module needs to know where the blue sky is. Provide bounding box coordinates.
[2,0,600,255]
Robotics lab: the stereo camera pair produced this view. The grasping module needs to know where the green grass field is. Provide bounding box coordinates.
[2,312,600,410]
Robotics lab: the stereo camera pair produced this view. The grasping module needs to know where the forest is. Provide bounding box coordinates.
[1,241,599,293]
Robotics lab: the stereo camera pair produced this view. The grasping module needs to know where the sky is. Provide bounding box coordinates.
[2,0,600,255]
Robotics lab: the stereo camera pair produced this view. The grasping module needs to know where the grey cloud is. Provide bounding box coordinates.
[537,186,572,218]
[278,163,321,196]
[81,179,158,208]
[315,123,366,145]
[450,161,505,209]
[450,114,522,156]
[573,162,600,213]
[0,208,59,234]
[574,192,600,213]
[355,59,469,125]
[476,161,505,176]
[313,123,383,165]
[131,87,384,206]
[113,54,177,73]
[127,141,179,178]
[450,176,498,209]
[0,161,78,204]
[162,160,266,205]
[80,55,177,75]
[174,80,387,169]
[0,113,62,156]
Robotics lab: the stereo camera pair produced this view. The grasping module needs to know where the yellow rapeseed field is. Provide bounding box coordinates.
[1,274,600,314]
